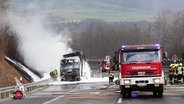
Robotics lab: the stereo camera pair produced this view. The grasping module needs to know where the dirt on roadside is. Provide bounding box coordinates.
[0,58,29,87]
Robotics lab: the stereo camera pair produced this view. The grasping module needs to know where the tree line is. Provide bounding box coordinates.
[0,0,23,61]
[1,8,184,63]
[68,11,184,59]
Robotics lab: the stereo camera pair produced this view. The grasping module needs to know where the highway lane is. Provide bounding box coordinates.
[120,91,184,104]
[1,82,120,104]
[2,82,184,104]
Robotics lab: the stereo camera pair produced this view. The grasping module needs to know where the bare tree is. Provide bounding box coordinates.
[0,23,23,61]
[70,20,153,59]
[153,10,184,57]
[0,0,9,18]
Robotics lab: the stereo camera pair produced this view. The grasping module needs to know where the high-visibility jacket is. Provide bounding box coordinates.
[177,67,182,75]
[170,63,174,67]
[109,73,114,78]
[174,63,178,68]
[52,70,58,75]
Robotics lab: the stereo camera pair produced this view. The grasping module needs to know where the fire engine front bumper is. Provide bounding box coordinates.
[120,84,164,92]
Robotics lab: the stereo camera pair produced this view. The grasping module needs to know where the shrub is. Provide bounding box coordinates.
[0,23,23,61]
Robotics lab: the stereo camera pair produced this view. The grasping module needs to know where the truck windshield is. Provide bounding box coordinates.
[123,51,159,62]
[61,62,80,69]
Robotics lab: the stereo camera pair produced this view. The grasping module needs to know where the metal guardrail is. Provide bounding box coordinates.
[0,79,50,99]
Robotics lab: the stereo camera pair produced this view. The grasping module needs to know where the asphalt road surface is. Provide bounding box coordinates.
[1,82,184,104]
[1,82,118,104]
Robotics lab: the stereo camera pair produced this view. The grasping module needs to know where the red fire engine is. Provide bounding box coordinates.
[118,44,165,98]
[100,56,111,72]
[100,55,119,72]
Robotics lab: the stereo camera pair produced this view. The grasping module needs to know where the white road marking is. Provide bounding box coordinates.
[42,95,63,104]
[118,98,122,103]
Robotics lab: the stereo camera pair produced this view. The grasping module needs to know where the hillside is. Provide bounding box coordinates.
[0,57,29,87]
[0,21,29,87]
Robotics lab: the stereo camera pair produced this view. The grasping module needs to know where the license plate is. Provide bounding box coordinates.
[138,72,145,76]
[137,83,147,87]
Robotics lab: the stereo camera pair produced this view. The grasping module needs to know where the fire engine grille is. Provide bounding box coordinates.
[135,80,149,84]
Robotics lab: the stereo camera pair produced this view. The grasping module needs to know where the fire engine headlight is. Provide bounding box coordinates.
[153,78,160,84]
[124,79,131,84]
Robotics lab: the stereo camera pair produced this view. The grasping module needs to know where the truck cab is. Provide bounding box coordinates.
[118,44,164,98]
[60,59,80,81]
[60,52,85,81]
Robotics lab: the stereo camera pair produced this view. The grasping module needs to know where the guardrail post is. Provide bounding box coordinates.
[1,93,4,99]
[30,87,32,91]
[26,87,29,92]
[6,92,9,98]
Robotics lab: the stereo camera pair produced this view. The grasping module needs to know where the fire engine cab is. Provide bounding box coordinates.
[100,55,111,72]
[118,44,164,98]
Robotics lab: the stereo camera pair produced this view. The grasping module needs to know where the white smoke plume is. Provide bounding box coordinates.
[9,13,72,76]
[8,0,92,79]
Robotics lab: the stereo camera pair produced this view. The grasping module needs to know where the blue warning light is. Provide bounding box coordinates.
[131,93,137,98]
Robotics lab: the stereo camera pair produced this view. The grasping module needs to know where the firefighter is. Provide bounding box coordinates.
[13,77,25,99]
[169,63,175,84]
[173,63,178,84]
[115,75,120,85]
[109,71,114,84]
[177,63,183,84]
[50,69,58,81]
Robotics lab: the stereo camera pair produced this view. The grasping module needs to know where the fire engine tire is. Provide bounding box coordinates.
[153,91,157,96]
[153,91,163,97]
[121,90,131,98]
[127,92,131,98]
[122,93,127,98]
[122,92,131,98]
[157,92,163,97]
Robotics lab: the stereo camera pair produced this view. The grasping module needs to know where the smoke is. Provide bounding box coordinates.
[8,13,72,76]
[7,0,93,79]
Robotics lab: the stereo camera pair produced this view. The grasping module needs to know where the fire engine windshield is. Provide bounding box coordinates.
[123,51,160,62]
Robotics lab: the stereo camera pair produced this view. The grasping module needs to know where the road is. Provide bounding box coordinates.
[1,82,119,104]
[1,82,184,104]
[0,64,183,104]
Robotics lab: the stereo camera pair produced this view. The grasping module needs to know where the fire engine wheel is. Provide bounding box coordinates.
[122,93,127,98]
[158,92,163,97]
[153,91,157,96]
[121,91,131,98]
[153,91,163,97]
